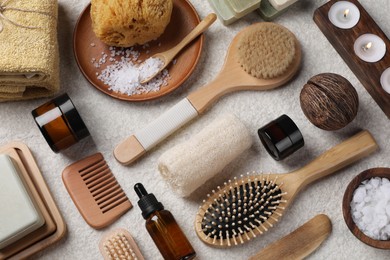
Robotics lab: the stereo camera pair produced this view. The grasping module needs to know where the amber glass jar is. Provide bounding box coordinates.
[134,183,196,260]
[32,93,90,153]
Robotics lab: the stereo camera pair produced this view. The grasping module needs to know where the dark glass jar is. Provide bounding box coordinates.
[32,93,90,153]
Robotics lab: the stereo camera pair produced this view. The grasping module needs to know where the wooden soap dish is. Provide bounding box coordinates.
[342,168,390,249]
[0,142,66,259]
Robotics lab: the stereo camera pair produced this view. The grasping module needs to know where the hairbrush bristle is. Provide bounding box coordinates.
[104,233,138,259]
[196,173,287,247]
[99,228,144,260]
[237,23,297,79]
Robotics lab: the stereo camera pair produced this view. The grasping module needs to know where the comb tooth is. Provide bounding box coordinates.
[226,231,231,247]
[212,235,216,244]
[97,188,123,205]
[90,175,116,193]
[92,180,118,197]
[94,183,122,200]
[80,159,106,178]
[79,157,104,172]
[84,164,110,181]
[219,231,223,246]
[100,192,127,209]
[86,169,112,188]
[81,164,108,182]
[101,196,128,213]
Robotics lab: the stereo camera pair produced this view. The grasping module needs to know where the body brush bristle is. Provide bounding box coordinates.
[196,174,286,247]
[237,23,297,79]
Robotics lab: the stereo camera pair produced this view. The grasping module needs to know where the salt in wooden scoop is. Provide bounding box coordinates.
[140,13,217,84]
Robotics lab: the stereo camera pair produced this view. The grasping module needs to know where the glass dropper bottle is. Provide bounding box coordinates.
[134,183,196,260]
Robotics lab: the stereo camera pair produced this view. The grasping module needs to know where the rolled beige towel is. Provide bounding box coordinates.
[0,0,59,101]
[158,114,253,197]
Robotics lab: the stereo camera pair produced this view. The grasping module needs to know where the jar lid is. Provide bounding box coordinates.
[258,114,304,160]
[54,93,90,142]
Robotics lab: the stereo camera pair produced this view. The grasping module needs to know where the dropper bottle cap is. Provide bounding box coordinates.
[134,183,164,219]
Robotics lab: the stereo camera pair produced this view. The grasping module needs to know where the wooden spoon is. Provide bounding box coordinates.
[249,214,332,260]
[140,13,217,84]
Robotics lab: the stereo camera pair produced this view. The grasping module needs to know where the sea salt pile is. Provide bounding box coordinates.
[351,177,390,240]
[92,46,169,96]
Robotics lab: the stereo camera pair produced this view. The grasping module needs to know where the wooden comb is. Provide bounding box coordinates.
[62,153,132,229]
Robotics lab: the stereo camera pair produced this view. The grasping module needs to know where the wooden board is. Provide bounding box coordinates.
[313,0,390,119]
[0,142,66,259]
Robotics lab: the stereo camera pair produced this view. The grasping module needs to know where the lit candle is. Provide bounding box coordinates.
[380,68,390,94]
[328,1,360,29]
[353,34,386,63]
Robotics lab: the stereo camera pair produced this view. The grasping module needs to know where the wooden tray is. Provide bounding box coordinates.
[73,0,204,101]
[0,142,66,259]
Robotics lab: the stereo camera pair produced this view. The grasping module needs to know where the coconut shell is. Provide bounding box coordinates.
[300,73,359,131]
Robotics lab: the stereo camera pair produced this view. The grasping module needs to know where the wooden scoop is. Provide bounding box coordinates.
[114,22,302,165]
[141,13,217,84]
[249,214,332,260]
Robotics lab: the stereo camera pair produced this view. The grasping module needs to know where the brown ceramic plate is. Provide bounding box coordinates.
[73,0,203,101]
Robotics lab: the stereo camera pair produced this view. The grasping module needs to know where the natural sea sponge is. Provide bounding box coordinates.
[91,0,173,47]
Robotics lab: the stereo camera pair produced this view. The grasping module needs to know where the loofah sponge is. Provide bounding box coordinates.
[91,0,173,47]
[158,114,253,197]
[237,23,296,79]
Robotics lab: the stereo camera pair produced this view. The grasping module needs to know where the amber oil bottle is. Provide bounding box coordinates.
[134,183,196,260]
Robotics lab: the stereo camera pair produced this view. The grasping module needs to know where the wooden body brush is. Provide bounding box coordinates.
[195,130,377,247]
[114,22,301,165]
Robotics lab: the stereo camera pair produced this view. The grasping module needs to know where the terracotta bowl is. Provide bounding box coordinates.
[342,167,390,249]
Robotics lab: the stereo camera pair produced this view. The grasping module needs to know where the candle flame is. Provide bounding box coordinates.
[344,9,350,18]
[362,42,373,51]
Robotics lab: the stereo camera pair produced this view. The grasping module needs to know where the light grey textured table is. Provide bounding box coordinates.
[1,0,389,259]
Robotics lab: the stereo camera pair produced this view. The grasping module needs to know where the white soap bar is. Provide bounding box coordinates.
[0,154,44,249]
[269,0,298,11]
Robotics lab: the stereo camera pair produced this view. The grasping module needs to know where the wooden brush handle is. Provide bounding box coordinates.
[292,130,378,189]
[248,214,331,260]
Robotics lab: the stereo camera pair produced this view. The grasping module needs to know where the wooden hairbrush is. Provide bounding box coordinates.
[114,22,302,165]
[195,130,377,247]
[62,153,132,229]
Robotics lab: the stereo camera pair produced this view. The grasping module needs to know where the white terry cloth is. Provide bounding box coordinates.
[158,113,253,197]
